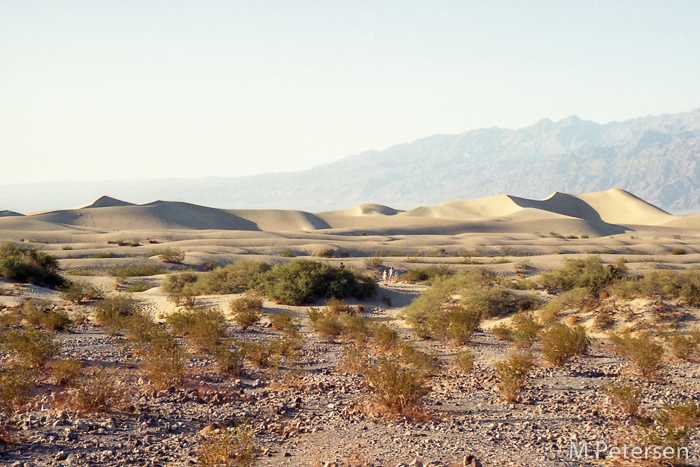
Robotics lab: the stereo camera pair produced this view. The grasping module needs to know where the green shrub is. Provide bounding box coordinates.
[612,269,700,306]
[601,379,643,417]
[540,287,592,323]
[198,420,259,467]
[109,264,165,281]
[539,256,622,293]
[315,247,335,258]
[404,265,454,283]
[492,323,514,341]
[94,295,143,334]
[611,331,664,379]
[0,242,64,288]
[1,327,60,369]
[397,343,441,377]
[159,247,185,264]
[262,259,376,305]
[371,323,399,352]
[541,323,588,365]
[213,343,246,376]
[166,306,227,354]
[59,280,104,303]
[142,336,187,389]
[0,365,36,414]
[124,281,154,293]
[511,312,544,345]
[494,351,534,402]
[671,248,687,255]
[445,305,481,344]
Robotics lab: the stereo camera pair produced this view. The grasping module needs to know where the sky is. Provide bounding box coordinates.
[1,0,699,186]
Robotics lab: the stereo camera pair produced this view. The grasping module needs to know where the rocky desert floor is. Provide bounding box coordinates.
[1,222,700,467]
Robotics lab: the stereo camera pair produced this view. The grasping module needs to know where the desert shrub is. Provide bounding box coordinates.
[1,327,60,369]
[238,339,275,368]
[504,278,538,290]
[340,346,370,374]
[371,323,399,351]
[213,343,246,376]
[397,343,441,377]
[511,312,543,346]
[601,379,644,417]
[540,287,592,323]
[592,308,615,332]
[671,248,687,255]
[445,305,481,344]
[20,300,71,331]
[404,265,454,283]
[492,323,514,341]
[198,420,259,467]
[268,311,300,337]
[541,323,589,366]
[166,306,227,354]
[666,332,700,362]
[0,242,64,288]
[454,349,474,374]
[109,264,165,282]
[612,269,700,306]
[0,365,36,414]
[363,356,431,415]
[159,247,185,264]
[539,256,622,293]
[50,358,83,386]
[364,255,384,268]
[125,282,154,293]
[494,351,534,402]
[229,295,263,330]
[70,368,123,412]
[94,295,143,334]
[637,400,700,464]
[142,337,187,389]
[59,280,104,303]
[199,260,271,294]
[307,303,370,343]
[315,247,334,258]
[262,259,376,305]
[611,331,664,379]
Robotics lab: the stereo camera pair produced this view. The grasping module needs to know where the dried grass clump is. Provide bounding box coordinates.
[610,331,664,379]
[363,356,431,416]
[0,365,36,414]
[454,349,474,374]
[601,379,644,417]
[50,358,83,386]
[229,295,263,330]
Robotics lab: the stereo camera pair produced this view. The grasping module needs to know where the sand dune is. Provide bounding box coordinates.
[0,188,682,236]
[0,210,23,218]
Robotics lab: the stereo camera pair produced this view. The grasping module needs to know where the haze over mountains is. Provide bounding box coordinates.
[3,109,699,214]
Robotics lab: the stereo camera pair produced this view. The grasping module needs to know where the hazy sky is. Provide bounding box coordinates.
[1,1,699,186]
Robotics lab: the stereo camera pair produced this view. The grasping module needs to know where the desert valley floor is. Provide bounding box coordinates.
[1,189,700,467]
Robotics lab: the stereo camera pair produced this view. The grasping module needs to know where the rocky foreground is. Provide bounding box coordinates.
[2,304,700,467]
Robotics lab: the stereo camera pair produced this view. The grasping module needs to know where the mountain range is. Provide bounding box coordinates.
[2,108,699,214]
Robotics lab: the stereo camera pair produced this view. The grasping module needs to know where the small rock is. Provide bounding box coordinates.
[55,451,67,461]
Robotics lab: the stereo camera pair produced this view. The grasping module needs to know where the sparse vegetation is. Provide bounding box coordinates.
[158,247,186,264]
[59,280,104,303]
[1,326,60,368]
[198,421,259,467]
[0,365,36,414]
[610,331,664,379]
[540,323,588,366]
[70,368,123,412]
[601,379,644,417]
[229,295,263,330]
[494,351,534,402]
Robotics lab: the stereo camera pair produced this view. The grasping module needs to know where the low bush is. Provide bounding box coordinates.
[70,368,123,412]
[229,295,263,330]
[20,299,71,331]
[307,303,370,344]
[494,351,534,402]
[671,248,687,255]
[612,269,700,306]
[637,400,700,464]
[0,242,64,288]
[212,343,246,376]
[539,256,622,293]
[601,379,643,417]
[364,255,384,268]
[268,311,300,337]
[1,327,60,369]
[198,420,259,467]
[445,305,481,344]
[404,265,454,283]
[109,264,165,282]
[166,306,227,354]
[94,295,143,334]
[454,349,474,374]
[370,323,399,352]
[363,356,431,416]
[143,339,187,389]
[125,282,154,293]
[611,331,664,379]
[0,365,36,414]
[50,358,83,386]
[510,312,544,346]
[541,323,589,366]
[59,281,104,304]
[159,247,186,264]
[315,247,335,258]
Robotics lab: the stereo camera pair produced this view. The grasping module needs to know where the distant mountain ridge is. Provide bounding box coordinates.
[2,108,699,213]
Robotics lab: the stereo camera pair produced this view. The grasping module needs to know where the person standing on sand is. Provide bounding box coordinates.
[388,267,394,284]
[382,269,387,285]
